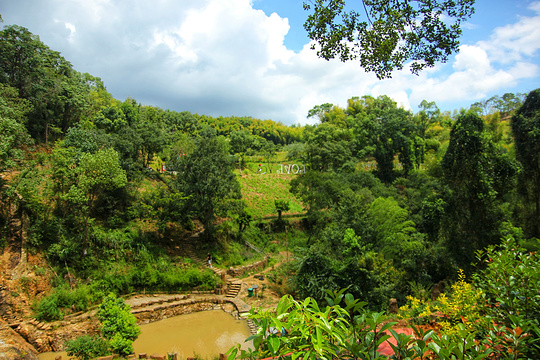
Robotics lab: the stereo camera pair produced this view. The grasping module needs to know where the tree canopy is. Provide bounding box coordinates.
[303,0,475,78]
[2,21,540,359]
[512,89,540,238]
[174,128,242,233]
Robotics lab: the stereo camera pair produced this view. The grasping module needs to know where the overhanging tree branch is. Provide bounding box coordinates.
[303,0,475,79]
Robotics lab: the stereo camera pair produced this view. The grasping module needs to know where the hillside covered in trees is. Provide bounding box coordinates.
[1,22,540,359]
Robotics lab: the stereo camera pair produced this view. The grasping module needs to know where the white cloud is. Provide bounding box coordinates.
[453,45,490,71]
[406,46,516,104]
[1,0,539,125]
[477,1,540,63]
[508,61,539,79]
[64,22,76,43]
[399,3,540,111]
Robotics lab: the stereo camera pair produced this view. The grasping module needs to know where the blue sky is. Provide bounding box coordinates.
[1,0,539,125]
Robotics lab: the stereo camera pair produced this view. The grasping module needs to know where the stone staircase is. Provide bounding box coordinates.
[176,232,204,264]
[177,231,246,299]
[225,280,242,298]
[173,229,264,334]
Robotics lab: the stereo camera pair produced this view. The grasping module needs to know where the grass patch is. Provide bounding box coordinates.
[238,173,304,218]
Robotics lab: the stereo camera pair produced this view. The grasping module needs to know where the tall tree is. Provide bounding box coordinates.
[348,95,416,182]
[136,120,167,167]
[229,129,254,155]
[416,100,441,138]
[471,92,526,117]
[305,122,354,172]
[0,84,32,171]
[0,25,94,142]
[175,128,242,234]
[0,25,46,98]
[164,110,200,136]
[511,89,540,238]
[307,103,334,122]
[303,0,475,78]
[441,112,516,271]
[53,147,127,248]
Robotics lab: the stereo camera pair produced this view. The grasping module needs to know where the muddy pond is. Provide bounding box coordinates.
[38,310,253,359]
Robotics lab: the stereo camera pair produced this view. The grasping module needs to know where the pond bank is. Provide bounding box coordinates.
[38,309,253,360]
[10,293,254,355]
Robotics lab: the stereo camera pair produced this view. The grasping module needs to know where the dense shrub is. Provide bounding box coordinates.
[473,238,540,357]
[65,335,110,360]
[35,296,62,322]
[98,293,140,356]
[397,239,540,358]
[295,250,403,310]
[34,261,217,321]
[230,288,539,360]
[400,269,487,334]
[35,284,93,321]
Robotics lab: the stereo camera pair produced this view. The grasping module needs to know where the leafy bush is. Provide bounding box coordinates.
[473,238,540,357]
[130,263,158,290]
[230,289,538,360]
[474,239,540,324]
[399,295,433,325]
[396,240,540,358]
[35,296,62,322]
[34,260,218,321]
[400,270,487,333]
[56,285,92,312]
[65,335,109,360]
[35,284,94,321]
[434,269,487,335]
[98,293,140,356]
[155,267,216,291]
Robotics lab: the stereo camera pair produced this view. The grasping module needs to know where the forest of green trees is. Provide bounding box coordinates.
[1,21,540,359]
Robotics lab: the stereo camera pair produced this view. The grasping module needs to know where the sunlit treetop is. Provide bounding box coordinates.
[303,0,475,79]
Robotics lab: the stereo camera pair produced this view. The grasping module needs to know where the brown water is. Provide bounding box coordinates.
[38,310,252,360]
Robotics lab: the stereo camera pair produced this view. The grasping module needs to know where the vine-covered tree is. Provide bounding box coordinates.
[511,88,540,238]
[441,112,517,271]
[303,0,475,78]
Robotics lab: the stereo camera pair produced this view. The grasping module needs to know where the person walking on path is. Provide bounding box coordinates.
[207,253,212,268]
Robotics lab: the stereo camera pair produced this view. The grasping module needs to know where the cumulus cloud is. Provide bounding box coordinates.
[478,1,540,63]
[402,2,540,111]
[405,45,525,106]
[0,0,539,124]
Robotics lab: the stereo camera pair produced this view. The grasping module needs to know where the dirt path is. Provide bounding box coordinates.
[223,251,291,310]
